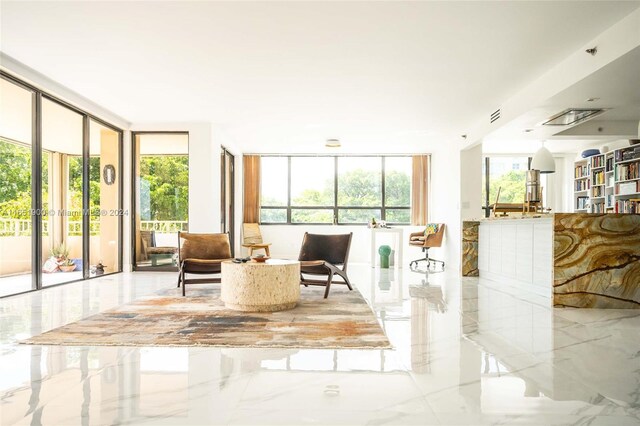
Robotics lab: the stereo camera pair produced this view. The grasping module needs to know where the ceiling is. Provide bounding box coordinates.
[1,1,639,153]
[483,45,640,154]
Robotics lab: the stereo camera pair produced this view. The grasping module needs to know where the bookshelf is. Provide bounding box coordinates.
[574,145,640,214]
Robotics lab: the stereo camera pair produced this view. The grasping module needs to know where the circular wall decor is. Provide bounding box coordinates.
[103,164,116,185]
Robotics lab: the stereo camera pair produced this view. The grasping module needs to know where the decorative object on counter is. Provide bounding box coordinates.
[378,245,392,269]
[368,217,378,228]
[581,148,600,158]
[600,145,609,153]
[531,141,555,173]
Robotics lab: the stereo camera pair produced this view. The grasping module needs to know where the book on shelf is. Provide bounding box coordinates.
[574,164,589,178]
[575,179,589,191]
[592,170,605,185]
[576,196,589,210]
[605,156,614,172]
[591,202,605,213]
[615,198,640,214]
[616,162,639,181]
[614,146,640,162]
[617,181,640,195]
[606,194,614,207]
[591,155,605,168]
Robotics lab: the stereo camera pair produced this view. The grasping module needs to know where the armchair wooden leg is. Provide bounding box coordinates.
[177,271,181,288]
[265,246,270,257]
[181,269,186,296]
[323,272,334,299]
[342,273,353,291]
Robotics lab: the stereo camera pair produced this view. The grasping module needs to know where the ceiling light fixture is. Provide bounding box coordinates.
[530,141,556,174]
[524,129,534,133]
[325,138,341,148]
[586,97,600,102]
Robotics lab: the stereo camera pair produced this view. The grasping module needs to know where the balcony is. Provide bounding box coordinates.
[0,219,187,297]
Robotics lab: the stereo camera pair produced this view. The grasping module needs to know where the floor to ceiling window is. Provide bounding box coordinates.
[90,120,122,276]
[0,77,34,297]
[133,133,189,271]
[0,72,123,297]
[41,98,84,287]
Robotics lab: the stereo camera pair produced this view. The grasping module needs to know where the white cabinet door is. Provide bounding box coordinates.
[533,222,553,288]
[516,223,533,283]
[478,224,489,272]
[501,223,517,278]
[489,224,502,274]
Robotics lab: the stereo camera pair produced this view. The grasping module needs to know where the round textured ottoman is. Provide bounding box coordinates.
[221,259,300,312]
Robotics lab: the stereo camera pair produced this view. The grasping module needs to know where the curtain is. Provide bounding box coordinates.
[243,155,261,223]
[411,155,430,225]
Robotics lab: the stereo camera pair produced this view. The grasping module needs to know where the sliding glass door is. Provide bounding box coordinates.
[0,77,34,297]
[0,72,123,297]
[41,98,84,287]
[133,133,189,271]
[89,120,122,276]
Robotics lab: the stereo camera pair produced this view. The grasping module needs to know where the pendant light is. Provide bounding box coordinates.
[530,141,555,174]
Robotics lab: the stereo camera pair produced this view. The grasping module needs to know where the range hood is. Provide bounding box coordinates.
[542,108,605,126]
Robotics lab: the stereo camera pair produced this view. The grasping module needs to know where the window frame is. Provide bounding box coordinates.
[260,155,412,225]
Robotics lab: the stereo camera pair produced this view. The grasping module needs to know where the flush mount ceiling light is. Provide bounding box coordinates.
[542,108,605,126]
[325,139,341,148]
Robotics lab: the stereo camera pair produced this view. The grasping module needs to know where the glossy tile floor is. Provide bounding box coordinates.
[1,265,639,425]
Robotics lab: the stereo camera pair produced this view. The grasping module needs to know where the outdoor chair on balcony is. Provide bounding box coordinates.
[298,232,353,298]
[140,230,179,266]
[178,232,233,296]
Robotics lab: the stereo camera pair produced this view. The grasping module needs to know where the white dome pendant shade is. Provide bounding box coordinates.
[531,142,556,174]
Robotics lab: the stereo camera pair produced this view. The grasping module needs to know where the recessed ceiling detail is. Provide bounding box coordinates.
[542,108,606,126]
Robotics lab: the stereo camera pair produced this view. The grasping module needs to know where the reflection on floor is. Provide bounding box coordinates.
[1,265,639,425]
[0,271,85,298]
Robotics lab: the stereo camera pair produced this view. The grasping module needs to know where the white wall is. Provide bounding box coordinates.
[430,142,462,271]
[460,144,483,221]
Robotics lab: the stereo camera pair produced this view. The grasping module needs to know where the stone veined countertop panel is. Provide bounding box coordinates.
[553,213,640,309]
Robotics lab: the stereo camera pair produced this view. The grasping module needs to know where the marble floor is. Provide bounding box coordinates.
[0,265,638,425]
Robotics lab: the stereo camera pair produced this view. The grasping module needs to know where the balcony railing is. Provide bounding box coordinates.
[0,218,49,237]
[140,221,188,233]
[0,218,188,237]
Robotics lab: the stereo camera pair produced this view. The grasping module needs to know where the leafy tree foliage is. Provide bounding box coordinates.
[488,170,527,204]
[139,155,189,221]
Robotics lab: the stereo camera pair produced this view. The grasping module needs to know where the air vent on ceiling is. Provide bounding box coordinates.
[490,109,501,123]
[542,108,604,126]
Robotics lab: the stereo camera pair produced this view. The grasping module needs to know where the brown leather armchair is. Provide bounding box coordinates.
[298,232,353,298]
[408,224,445,271]
[178,232,233,296]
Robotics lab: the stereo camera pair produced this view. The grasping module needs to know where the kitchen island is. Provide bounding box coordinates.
[463,213,640,308]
